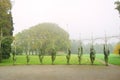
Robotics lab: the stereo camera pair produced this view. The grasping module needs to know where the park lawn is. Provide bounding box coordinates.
[0,54,101,66]
[109,54,120,65]
[96,53,120,65]
[0,54,119,66]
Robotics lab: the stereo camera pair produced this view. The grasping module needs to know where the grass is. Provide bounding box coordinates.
[96,53,120,65]
[0,54,120,66]
[109,54,120,65]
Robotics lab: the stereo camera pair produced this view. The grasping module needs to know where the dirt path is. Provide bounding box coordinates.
[0,65,120,80]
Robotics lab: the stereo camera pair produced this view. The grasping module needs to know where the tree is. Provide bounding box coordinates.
[78,46,83,64]
[90,46,96,65]
[103,44,110,66]
[66,49,71,64]
[115,1,120,15]
[1,37,13,58]
[0,0,14,62]
[15,23,70,55]
[11,40,17,65]
[26,54,30,65]
[51,48,56,65]
[38,48,44,64]
[114,42,120,55]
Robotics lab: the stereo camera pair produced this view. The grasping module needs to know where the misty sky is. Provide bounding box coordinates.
[12,0,120,40]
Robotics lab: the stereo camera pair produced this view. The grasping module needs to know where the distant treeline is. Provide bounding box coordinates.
[71,40,115,54]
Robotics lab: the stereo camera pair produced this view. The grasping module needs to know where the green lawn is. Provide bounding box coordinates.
[0,54,120,66]
[96,54,120,65]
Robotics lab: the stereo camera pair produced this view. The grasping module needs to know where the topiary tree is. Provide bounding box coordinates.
[38,48,44,64]
[26,54,30,65]
[103,44,110,66]
[78,46,83,64]
[66,49,71,64]
[11,40,17,65]
[89,36,96,65]
[103,33,110,66]
[90,46,96,65]
[12,50,16,65]
[51,48,56,65]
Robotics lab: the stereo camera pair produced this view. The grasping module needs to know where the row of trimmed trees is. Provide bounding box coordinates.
[11,46,109,66]
[11,42,110,66]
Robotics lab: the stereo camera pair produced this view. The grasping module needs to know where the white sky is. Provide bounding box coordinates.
[12,0,120,40]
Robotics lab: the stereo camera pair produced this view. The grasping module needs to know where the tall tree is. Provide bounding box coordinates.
[15,23,70,55]
[0,0,13,62]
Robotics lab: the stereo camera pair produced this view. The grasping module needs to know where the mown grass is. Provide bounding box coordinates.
[96,54,120,65]
[0,54,120,66]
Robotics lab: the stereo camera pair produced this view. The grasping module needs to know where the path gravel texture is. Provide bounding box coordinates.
[0,65,120,80]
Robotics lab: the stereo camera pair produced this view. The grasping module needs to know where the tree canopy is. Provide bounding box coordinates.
[15,23,70,55]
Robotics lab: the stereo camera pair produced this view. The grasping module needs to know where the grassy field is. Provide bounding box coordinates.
[0,54,120,66]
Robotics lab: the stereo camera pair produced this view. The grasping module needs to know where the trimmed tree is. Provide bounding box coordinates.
[66,49,71,64]
[51,48,56,65]
[78,46,83,64]
[38,48,44,64]
[90,46,96,65]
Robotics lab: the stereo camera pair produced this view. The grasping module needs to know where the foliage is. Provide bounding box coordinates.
[90,46,96,65]
[78,46,83,64]
[51,48,56,64]
[0,0,13,62]
[66,49,71,64]
[115,1,120,14]
[0,0,13,36]
[12,53,16,65]
[114,1,120,55]
[38,48,44,64]
[26,55,30,65]
[1,37,13,59]
[113,42,120,55]
[103,44,110,66]
[15,23,70,55]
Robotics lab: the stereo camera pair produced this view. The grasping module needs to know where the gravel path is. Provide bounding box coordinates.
[0,65,120,80]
